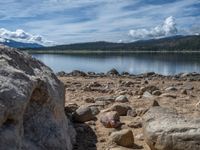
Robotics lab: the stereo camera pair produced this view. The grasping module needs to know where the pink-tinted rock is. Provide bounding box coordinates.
[100,111,121,128]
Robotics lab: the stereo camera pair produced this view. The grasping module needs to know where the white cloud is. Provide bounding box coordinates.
[0,0,198,44]
[129,16,178,40]
[0,28,54,45]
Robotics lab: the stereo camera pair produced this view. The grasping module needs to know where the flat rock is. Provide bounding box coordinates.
[143,106,200,150]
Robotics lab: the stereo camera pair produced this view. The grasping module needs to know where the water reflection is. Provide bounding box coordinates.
[32,53,200,75]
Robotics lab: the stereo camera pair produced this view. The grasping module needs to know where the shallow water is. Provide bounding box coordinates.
[32,52,200,75]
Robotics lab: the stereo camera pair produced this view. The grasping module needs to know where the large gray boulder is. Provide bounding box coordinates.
[0,46,76,150]
[143,106,200,150]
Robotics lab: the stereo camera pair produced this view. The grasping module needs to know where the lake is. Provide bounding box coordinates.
[32,52,200,75]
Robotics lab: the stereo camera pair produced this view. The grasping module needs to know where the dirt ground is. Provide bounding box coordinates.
[59,74,200,150]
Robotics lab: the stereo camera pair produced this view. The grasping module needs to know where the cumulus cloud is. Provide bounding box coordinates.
[129,16,178,40]
[0,28,53,45]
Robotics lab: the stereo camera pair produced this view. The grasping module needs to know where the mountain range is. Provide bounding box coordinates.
[0,38,43,48]
[1,35,200,52]
[23,35,200,52]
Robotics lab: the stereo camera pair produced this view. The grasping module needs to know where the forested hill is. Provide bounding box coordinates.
[23,35,200,52]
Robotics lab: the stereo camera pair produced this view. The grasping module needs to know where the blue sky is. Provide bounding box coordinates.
[0,0,199,45]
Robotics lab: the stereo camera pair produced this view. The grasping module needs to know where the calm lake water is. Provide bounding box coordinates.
[32,53,200,75]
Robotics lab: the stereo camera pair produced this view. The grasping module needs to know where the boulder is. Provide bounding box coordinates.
[0,47,75,150]
[110,129,134,148]
[143,107,200,150]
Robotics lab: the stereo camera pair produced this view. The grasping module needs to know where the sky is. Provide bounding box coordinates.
[0,0,199,45]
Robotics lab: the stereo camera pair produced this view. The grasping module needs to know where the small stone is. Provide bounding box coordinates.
[56,71,66,77]
[110,129,134,148]
[100,111,121,128]
[99,138,106,143]
[151,100,160,107]
[65,103,79,114]
[70,70,87,76]
[140,85,159,94]
[152,90,162,96]
[128,117,142,128]
[144,80,149,84]
[121,72,130,76]
[86,120,96,126]
[84,97,95,103]
[110,103,132,116]
[95,100,111,107]
[136,108,149,116]
[90,106,100,115]
[127,109,137,117]
[124,81,134,87]
[184,84,194,90]
[95,96,115,102]
[118,91,127,95]
[160,93,177,99]
[143,91,153,98]
[181,89,187,95]
[128,121,142,128]
[107,68,119,76]
[165,87,177,91]
[135,133,144,141]
[115,95,129,103]
[73,105,95,122]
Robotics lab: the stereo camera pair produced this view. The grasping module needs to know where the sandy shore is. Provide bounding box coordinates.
[59,72,200,150]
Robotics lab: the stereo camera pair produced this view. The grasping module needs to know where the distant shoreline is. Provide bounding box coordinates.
[23,50,200,54]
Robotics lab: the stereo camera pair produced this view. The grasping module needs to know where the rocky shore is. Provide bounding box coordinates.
[60,69,200,150]
[1,46,200,150]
